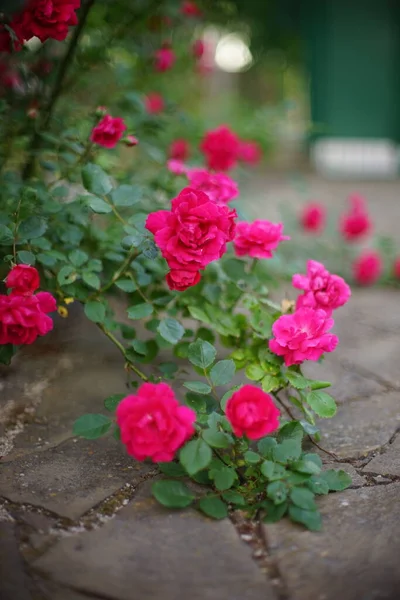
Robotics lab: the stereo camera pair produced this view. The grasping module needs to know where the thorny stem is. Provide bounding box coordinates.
[22,0,96,180]
[97,324,148,382]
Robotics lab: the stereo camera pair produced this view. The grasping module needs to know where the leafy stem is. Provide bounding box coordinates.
[97,323,148,382]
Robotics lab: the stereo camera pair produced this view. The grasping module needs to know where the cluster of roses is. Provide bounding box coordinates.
[0,0,80,53]
[0,265,56,345]
[301,193,400,285]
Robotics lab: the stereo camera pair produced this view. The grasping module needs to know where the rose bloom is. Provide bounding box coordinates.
[200,125,240,172]
[301,202,326,233]
[393,257,400,280]
[146,187,236,274]
[238,141,262,165]
[181,1,203,17]
[352,251,382,285]
[116,383,196,462]
[192,39,205,59]
[187,168,239,204]
[154,46,176,72]
[12,0,81,44]
[167,159,189,175]
[169,139,190,161]
[293,260,351,316]
[0,291,56,345]
[269,307,338,367]
[233,220,289,259]
[5,265,40,295]
[145,93,164,114]
[339,193,372,241]
[90,115,127,149]
[166,269,201,292]
[225,385,280,440]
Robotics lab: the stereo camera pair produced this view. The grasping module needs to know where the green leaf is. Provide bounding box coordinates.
[321,469,352,491]
[159,362,178,379]
[277,421,304,443]
[18,216,47,240]
[72,414,112,439]
[0,224,13,245]
[261,375,280,392]
[245,364,265,381]
[188,306,212,325]
[180,438,212,475]
[303,453,323,469]
[17,250,35,265]
[299,420,319,436]
[0,344,15,365]
[273,439,302,463]
[285,370,312,389]
[289,505,322,531]
[104,393,125,411]
[309,380,332,390]
[82,271,101,290]
[111,184,141,207]
[198,496,228,519]
[220,388,237,412]
[115,279,137,292]
[306,391,337,418]
[262,499,288,523]
[257,437,277,459]
[210,360,236,386]
[88,196,112,214]
[158,462,187,478]
[157,318,185,345]
[84,301,106,323]
[290,487,317,510]
[212,467,236,490]
[267,481,288,505]
[183,381,212,395]
[82,163,113,196]
[184,393,206,413]
[202,429,233,449]
[57,265,77,286]
[152,480,194,508]
[69,249,88,267]
[222,490,246,506]
[291,459,322,475]
[260,460,275,479]
[244,451,261,464]
[127,303,153,319]
[308,477,330,495]
[188,339,216,369]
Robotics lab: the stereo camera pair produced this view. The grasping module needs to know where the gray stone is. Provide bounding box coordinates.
[264,483,400,600]
[362,434,400,477]
[0,521,33,600]
[322,462,366,488]
[32,579,100,600]
[0,436,153,519]
[33,483,276,600]
[319,391,400,458]
[339,335,400,389]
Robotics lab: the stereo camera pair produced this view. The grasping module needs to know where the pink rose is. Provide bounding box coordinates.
[145,93,164,114]
[352,251,382,285]
[154,46,176,72]
[233,220,289,259]
[393,258,400,280]
[12,0,80,44]
[0,291,56,346]
[169,139,190,161]
[301,203,325,233]
[238,141,262,165]
[166,269,201,291]
[293,260,351,316]
[225,385,280,440]
[5,265,40,295]
[167,160,189,175]
[192,39,205,59]
[200,125,240,172]
[339,194,372,241]
[116,383,196,462]
[186,169,238,204]
[146,187,236,276]
[90,115,127,149]
[181,1,203,17]
[269,307,338,367]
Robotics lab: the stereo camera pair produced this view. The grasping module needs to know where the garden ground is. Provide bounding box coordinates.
[1,174,400,600]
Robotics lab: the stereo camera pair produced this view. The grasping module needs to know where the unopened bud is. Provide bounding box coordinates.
[95,105,108,117]
[124,135,139,147]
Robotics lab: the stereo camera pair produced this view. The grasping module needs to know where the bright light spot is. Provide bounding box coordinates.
[215,33,252,73]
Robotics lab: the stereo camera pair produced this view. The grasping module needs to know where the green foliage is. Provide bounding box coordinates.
[152,480,194,508]
[180,439,212,476]
[73,414,112,439]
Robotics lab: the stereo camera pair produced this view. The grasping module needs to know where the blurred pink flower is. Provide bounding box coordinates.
[293,260,351,316]
[144,93,165,114]
[352,251,382,285]
[234,220,289,259]
[301,202,326,233]
[187,168,239,204]
[339,194,372,241]
[238,141,262,165]
[200,125,240,171]
[154,46,176,72]
[169,139,190,161]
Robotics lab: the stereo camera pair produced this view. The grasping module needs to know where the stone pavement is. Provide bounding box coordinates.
[1,172,400,599]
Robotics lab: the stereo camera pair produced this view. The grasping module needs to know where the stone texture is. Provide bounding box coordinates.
[339,335,400,389]
[0,436,153,519]
[264,484,400,600]
[319,391,400,458]
[362,435,400,477]
[0,521,33,600]
[33,483,276,600]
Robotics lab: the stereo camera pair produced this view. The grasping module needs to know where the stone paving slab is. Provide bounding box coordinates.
[362,435,400,478]
[263,483,400,600]
[0,520,33,600]
[33,482,276,600]
[319,391,400,458]
[0,436,153,519]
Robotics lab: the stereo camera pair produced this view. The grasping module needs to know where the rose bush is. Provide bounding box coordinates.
[0,0,353,531]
